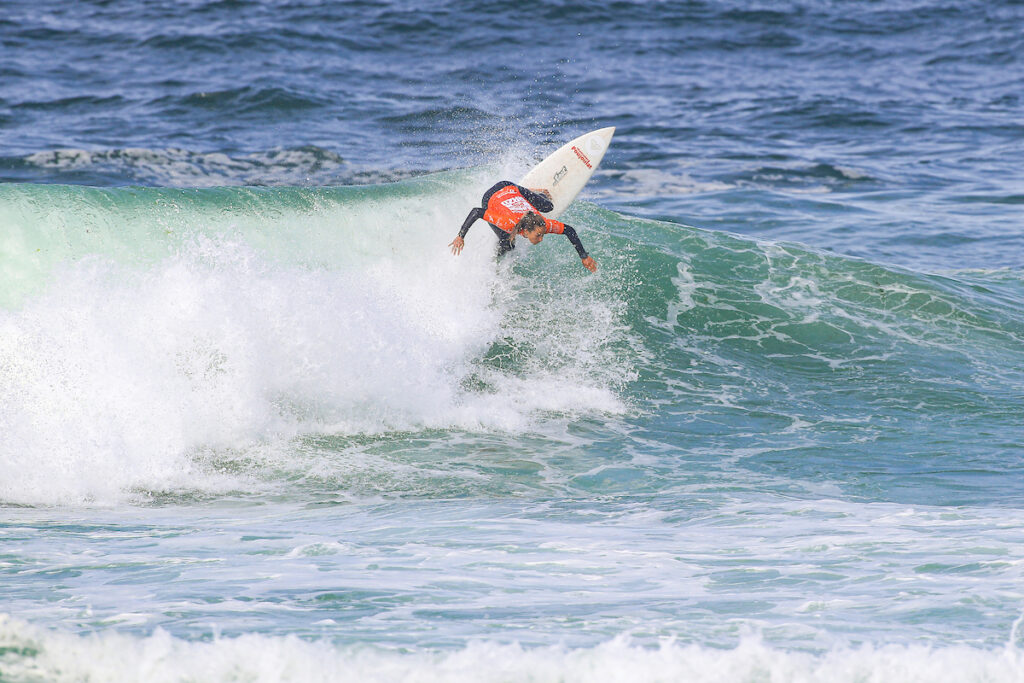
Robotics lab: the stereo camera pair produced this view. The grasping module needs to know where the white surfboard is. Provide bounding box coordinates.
[518,127,615,219]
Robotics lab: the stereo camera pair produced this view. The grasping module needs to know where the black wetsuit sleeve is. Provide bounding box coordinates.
[514,184,555,213]
[458,207,484,239]
[562,224,589,259]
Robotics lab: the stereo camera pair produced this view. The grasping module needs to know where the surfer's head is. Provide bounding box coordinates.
[515,212,546,244]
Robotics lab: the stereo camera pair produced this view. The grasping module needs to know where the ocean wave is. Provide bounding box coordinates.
[2,175,1023,506]
[1,613,1021,683]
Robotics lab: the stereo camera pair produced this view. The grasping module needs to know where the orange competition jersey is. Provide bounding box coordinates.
[482,185,565,235]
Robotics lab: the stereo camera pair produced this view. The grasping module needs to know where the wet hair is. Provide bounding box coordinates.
[515,212,546,234]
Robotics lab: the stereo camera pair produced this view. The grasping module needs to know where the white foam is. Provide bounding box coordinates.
[0,184,629,506]
[1,614,1021,683]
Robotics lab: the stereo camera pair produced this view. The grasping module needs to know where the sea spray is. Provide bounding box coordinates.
[0,179,630,505]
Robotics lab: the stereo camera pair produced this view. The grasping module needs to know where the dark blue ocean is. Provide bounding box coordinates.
[2,1,1024,680]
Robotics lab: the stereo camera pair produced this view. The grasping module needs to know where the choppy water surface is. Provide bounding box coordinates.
[2,1,1023,681]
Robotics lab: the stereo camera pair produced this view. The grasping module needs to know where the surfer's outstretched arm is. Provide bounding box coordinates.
[458,207,484,239]
[450,207,484,255]
[563,224,597,272]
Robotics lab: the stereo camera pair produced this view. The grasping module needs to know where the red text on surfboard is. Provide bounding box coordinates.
[571,146,593,169]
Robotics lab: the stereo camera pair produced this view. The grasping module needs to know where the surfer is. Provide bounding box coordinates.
[449,181,598,272]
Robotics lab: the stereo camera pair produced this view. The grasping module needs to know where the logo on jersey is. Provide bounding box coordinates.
[501,196,534,213]
[572,145,592,169]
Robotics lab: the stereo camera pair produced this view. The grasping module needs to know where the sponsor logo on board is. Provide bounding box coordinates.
[571,146,592,168]
[552,165,568,185]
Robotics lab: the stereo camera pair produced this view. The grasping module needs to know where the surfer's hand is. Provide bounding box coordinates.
[449,236,465,255]
[582,256,597,273]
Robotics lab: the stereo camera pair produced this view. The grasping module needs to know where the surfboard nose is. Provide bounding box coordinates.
[518,126,616,218]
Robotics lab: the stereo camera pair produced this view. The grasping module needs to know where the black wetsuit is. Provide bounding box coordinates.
[458,181,590,258]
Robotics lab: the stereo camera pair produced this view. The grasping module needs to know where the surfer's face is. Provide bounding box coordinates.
[524,227,545,245]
